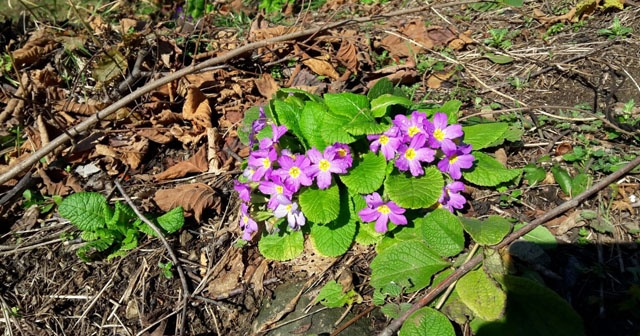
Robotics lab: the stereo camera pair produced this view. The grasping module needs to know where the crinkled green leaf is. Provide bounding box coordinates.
[381,303,413,319]
[460,215,511,246]
[299,101,328,150]
[310,189,356,257]
[315,280,362,308]
[385,167,444,209]
[340,152,386,194]
[370,94,413,118]
[399,307,456,336]
[457,269,506,321]
[59,192,108,231]
[514,223,557,249]
[238,106,262,145]
[463,152,522,186]
[273,100,305,144]
[368,78,394,100]
[156,206,184,234]
[320,112,356,144]
[417,209,464,257]
[462,123,509,150]
[523,163,546,186]
[299,184,340,224]
[371,240,449,293]
[258,229,304,261]
[344,112,389,136]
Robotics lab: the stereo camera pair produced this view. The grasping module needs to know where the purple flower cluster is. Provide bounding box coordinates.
[235,121,352,240]
[362,112,473,222]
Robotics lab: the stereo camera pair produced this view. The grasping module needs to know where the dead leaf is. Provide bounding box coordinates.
[154,183,219,222]
[533,7,577,25]
[12,30,58,69]
[336,39,358,72]
[494,148,508,166]
[208,252,244,298]
[151,110,183,126]
[426,69,456,89]
[555,211,585,235]
[183,86,212,130]
[137,129,173,144]
[255,73,280,99]
[302,58,340,80]
[154,146,208,181]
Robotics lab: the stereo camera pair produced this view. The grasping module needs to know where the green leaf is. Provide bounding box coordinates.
[344,112,389,136]
[320,112,356,144]
[551,166,572,196]
[299,101,328,150]
[376,223,422,253]
[473,276,584,336]
[238,106,262,146]
[399,307,456,336]
[523,163,546,185]
[484,53,514,64]
[417,209,464,257]
[258,229,304,261]
[340,152,387,194]
[463,152,522,187]
[156,206,184,234]
[571,173,590,196]
[457,269,506,321]
[324,92,370,116]
[385,167,444,209]
[315,280,362,308]
[514,224,557,249]
[370,241,449,293]
[370,94,413,118]
[59,192,108,231]
[462,123,509,150]
[321,93,372,143]
[368,78,395,100]
[299,185,340,224]
[120,229,139,251]
[460,215,511,246]
[381,303,413,319]
[310,189,356,257]
[499,0,523,6]
[273,100,304,144]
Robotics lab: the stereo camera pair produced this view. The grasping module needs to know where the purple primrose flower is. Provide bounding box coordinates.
[439,181,467,212]
[249,107,268,146]
[368,126,402,161]
[307,145,349,189]
[239,203,258,240]
[259,123,288,149]
[247,147,278,181]
[395,134,435,176]
[358,192,407,233]
[259,176,294,210]
[273,154,313,193]
[328,143,353,169]
[427,112,463,152]
[438,144,474,180]
[394,111,430,141]
[234,181,251,202]
[273,198,306,230]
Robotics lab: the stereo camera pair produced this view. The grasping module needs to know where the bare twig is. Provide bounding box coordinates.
[0,0,484,186]
[379,155,640,336]
[113,181,190,336]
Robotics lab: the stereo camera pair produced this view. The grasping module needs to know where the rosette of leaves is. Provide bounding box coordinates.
[59,192,184,261]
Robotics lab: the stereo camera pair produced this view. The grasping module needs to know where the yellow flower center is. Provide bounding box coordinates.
[433,128,445,141]
[262,158,271,169]
[286,204,293,212]
[289,167,301,178]
[319,159,331,172]
[337,148,347,158]
[449,155,458,164]
[379,135,389,145]
[377,205,391,214]
[242,215,250,224]
[404,148,416,160]
[275,185,284,194]
[408,126,421,137]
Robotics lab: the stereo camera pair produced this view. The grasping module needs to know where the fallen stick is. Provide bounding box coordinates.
[0,0,481,186]
[378,155,640,336]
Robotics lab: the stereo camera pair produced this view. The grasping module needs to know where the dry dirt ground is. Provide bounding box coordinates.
[1,0,640,335]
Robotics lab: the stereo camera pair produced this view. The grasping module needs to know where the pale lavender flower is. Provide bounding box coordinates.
[437,144,474,180]
[259,123,288,149]
[426,112,463,152]
[439,181,467,212]
[239,203,258,240]
[247,147,278,181]
[259,176,294,210]
[234,181,251,202]
[395,134,435,176]
[242,166,256,181]
[273,198,306,230]
[307,146,349,189]
[368,126,402,161]
[358,192,407,233]
[273,154,313,192]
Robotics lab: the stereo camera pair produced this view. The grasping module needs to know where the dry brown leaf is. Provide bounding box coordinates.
[154,183,218,222]
[120,137,149,169]
[208,252,244,298]
[336,39,358,72]
[254,73,280,99]
[151,110,183,126]
[426,70,456,89]
[494,148,508,166]
[183,86,212,130]
[289,239,336,276]
[154,146,208,181]
[169,125,207,146]
[12,30,58,69]
[533,7,577,25]
[555,211,584,235]
[303,58,340,80]
[137,129,174,144]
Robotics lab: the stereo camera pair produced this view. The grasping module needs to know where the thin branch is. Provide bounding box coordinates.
[0,0,484,186]
[379,155,640,336]
[113,181,190,336]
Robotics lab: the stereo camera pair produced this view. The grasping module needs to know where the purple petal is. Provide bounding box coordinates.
[365,192,383,207]
[388,212,407,225]
[358,207,380,223]
[374,214,390,233]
